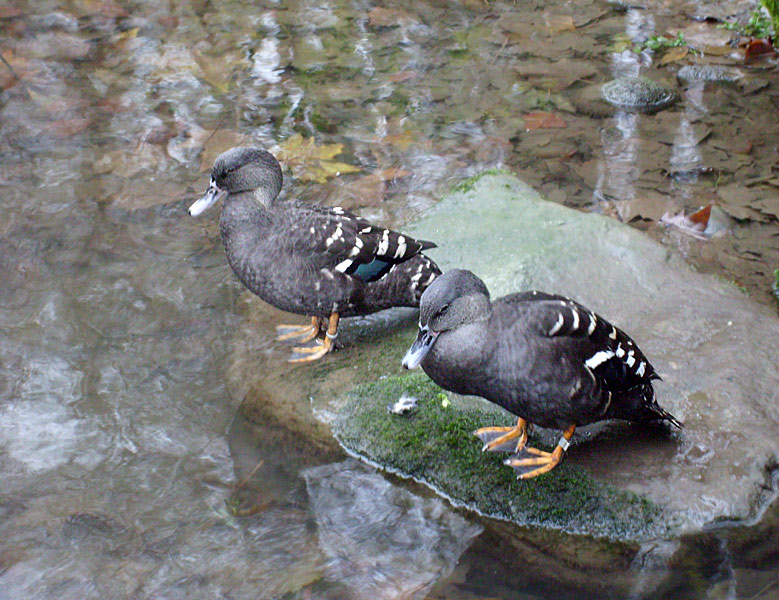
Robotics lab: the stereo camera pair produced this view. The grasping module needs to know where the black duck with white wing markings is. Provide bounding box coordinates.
[190,147,441,362]
[402,269,682,479]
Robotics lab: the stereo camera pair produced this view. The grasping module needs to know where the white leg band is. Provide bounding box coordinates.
[557,436,570,452]
[326,331,338,340]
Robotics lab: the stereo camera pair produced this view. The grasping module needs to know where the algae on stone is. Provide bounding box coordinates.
[333,372,667,541]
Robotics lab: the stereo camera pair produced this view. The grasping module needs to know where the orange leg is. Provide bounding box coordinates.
[289,312,339,363]
[276,316,322,342]
[505,424,576,480]
[473,417,528,453]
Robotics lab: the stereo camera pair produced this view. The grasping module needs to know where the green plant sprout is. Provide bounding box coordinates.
[640,32,687,52]
[718,4,777,39]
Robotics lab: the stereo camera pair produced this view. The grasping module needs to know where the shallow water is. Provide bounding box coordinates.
[1,1,777,599]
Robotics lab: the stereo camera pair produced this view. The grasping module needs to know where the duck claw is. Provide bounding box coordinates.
[276,317,322,342]
[473,417,528,453]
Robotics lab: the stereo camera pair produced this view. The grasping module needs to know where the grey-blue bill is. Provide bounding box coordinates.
[401,326,438,369]
[188,177,226,216]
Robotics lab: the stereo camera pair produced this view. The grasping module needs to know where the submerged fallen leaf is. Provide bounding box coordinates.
[616,194,673,223]
[110,179,188,211]
[380,129,417,150]
[193,49,246,93]
[388,70,417,83]
[661,206,711,239]
[329,173,387,210]
[659,46,688,66]
[93,143,168,179]
[744,39,774,61]
[200,130,251,172]
[514,58,597,93]
[367,7,414,27]
[43,117,92,137]
[375,167,411,181]
[674,23,732,49]
[72,1,128,18]
[545,14,575,35]
[715,183,771,222]
[275,134,361,183]
[751,196,779,220]
[0,6,22,18]
[0,50,37,90]
[523,111,567,130]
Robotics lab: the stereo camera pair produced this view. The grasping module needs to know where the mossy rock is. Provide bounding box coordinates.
[332,371,669,541]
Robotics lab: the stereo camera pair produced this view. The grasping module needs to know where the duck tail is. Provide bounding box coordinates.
[639,383,684,428]
[358,254,441,311]
[644,400,684,429]
[613,382,684,429]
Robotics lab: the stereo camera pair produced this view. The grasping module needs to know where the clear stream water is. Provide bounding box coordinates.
[1,1,777,599]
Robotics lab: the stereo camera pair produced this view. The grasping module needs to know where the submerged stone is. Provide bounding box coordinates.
[601,76,677,113]
[677,65,743,83]
[302,461,482,598]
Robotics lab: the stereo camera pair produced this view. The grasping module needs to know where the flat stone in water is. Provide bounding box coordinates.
[677,65,743,83]
[601,76,677,113]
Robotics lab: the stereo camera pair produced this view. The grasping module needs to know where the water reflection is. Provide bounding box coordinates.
[593,111,639,202]
[303,461,482,599]
[669,80,705,192]
[593,8,652,204]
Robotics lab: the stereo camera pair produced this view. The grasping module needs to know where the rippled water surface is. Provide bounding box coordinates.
[1,1,778,598]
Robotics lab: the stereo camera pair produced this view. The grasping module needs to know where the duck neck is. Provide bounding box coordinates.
[252,186,277,208]
[427,320,490,396]
[220,193,272,245]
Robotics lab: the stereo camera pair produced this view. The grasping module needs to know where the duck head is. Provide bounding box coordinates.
[189,146,283,216]
[402,269,491,369]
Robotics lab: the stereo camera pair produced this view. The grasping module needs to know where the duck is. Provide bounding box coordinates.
[189,146,441,362]
[402,269,682,479]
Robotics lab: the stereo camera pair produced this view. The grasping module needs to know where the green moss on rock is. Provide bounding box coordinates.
[332,372,668,541]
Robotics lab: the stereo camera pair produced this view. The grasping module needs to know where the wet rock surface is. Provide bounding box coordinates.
[330,172,779,539]
[601,76,678,113]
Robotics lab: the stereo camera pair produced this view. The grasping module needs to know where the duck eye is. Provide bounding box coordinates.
[435,304,449,318]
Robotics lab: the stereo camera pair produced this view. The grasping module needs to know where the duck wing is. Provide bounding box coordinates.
[279,203,436,282]
[507,292,681,427]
